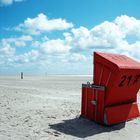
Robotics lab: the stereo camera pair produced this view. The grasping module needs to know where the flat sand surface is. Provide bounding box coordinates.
[0,75,140,140]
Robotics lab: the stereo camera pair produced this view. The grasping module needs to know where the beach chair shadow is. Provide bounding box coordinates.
[49,116,125,138]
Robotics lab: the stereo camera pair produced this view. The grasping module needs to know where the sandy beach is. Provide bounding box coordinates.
[0,75,140,140]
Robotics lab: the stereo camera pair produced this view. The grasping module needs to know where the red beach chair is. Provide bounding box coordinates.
[81,52,140,125]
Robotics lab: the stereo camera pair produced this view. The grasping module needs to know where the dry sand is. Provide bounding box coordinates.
[0,75,140,140]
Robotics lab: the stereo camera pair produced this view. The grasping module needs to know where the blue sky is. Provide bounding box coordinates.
[0,0,140,74]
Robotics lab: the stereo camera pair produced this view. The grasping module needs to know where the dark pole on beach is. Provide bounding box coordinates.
[21,72,23,79]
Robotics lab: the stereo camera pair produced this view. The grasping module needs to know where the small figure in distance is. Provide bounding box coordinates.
[21,72,23,79]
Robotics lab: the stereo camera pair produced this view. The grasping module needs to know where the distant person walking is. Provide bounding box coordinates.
[21,72,23,79]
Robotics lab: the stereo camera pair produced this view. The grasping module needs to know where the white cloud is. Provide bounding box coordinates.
[15,15,140,67]
[40,39,71,54]
[114,15,140,38]
[60,15,140,61]
[15,50,40,64]
[1,35,32,47]
[30,37,87,64]
[128,41,140,59]
[1,14,140,73]
[0,0,24,6]
[15,13,74,35]
[67,53,87,62]
[0,38,15,66]
[0,42,15,56]
[67,22,124,51]
[0,35,33,66]
[91,21,124,47]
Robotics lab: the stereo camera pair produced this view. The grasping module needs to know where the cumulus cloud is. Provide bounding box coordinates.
[40,39,70,54]
[30,37,86,64]
[60,15,140,61]
[67,53,87,62]
[28,15,140,65]
[14,50,40,64]
[0,42,15,56]
[0,38,16,66]
[0,35,33,66]
[0,0,24,6]
[66,22,124,51]
[15,13,74,35]
[114,15,140,38]
[1,35,32,47]
[1,14,140,73]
